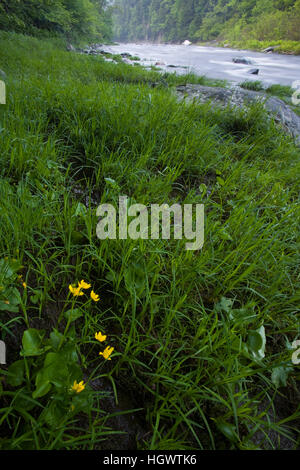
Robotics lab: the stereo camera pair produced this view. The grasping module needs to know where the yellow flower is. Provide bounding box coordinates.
[95,331,107,343]
[22,282,27,289]
[71,380,85,393]
[69,285,84,297]
[90,290,100,302]
[99,346,114,360]
[78,279,91,290]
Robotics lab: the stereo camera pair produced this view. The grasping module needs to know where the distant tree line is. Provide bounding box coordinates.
[113,0,300,43]
[0,0,113,41]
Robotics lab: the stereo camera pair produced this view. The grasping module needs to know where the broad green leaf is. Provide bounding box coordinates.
[7,360,25,387]
[247,326,266,360]
[21,328,45,356]
[64,308,82,323]
[33,379,52,399]
[49,329,64,350]
[271,365,293,388]
[0,301,19,312]
[215,419,238,443]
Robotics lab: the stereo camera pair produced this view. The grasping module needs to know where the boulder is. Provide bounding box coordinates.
[66,44,76,52]
[232,57,252,65]
[175,84,300,146]
[248,68,259,75]
[263,46,280,53]
[182,40,192,46]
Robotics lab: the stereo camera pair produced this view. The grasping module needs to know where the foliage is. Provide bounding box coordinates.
[113,0,300,47]
[0,32,299,450]
[0,0,113,41]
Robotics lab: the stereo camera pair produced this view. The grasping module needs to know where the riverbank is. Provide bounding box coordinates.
[200,39,300,56]
[98,42,300,88]
[0,32,299,450]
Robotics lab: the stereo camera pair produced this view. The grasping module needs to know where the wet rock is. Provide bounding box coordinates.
[66,43,76,52]
[167,64,178,68]
[263,46,280,53]
[155,61,165,66]
[121,52,132,58]
[232,57,253,65]
[248,68,259,75]
[182,40,192,46]
[175,84,300,146]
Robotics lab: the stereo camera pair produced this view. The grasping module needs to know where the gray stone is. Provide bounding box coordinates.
[248,68,259,75]
[263,46,280,53]
[175,84,300,145]
[66,44,76,52]
[232,57,253,65]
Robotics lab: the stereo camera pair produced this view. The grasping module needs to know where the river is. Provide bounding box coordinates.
[103,43,300,87]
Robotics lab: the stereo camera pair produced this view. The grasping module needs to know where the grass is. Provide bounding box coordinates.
[0,31,299,450]
[239,81,266,92]
[239,81,300,115]
[219,39,300,55]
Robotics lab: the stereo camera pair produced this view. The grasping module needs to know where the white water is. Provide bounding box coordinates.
[103,43,300,87]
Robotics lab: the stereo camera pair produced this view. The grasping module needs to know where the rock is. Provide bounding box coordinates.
[175,84,300,146]
[263,46,275,53]
[121,52,132,58]
[155,61,165,66]
[182,40,192,46]
[167,64,178,68]
[232,57,252,65]
[66,44,76,52]
[248,68,259,75]
[263,46,280,53]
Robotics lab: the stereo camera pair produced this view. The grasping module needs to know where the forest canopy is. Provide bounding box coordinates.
[113,0,300,44]
[0,0,113,41]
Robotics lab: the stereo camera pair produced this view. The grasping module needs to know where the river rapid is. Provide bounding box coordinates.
[103,43,300,87]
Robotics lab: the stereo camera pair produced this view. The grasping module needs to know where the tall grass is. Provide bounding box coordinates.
[0,32,299,450]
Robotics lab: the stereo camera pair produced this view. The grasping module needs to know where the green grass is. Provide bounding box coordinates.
[220,39,300,55]
[239,81,266,92]
[0,31,299,450]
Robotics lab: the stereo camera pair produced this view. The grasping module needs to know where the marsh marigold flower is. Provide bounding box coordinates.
[99,346,114,360]
[95,331,107,343]
[22,282,27,289]
[69,285,84,297]
[78,280,91,290]
[71,380,85,393]
[90,290,100,302]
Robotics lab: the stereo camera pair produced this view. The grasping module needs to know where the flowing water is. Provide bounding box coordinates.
[103,43,300,87]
